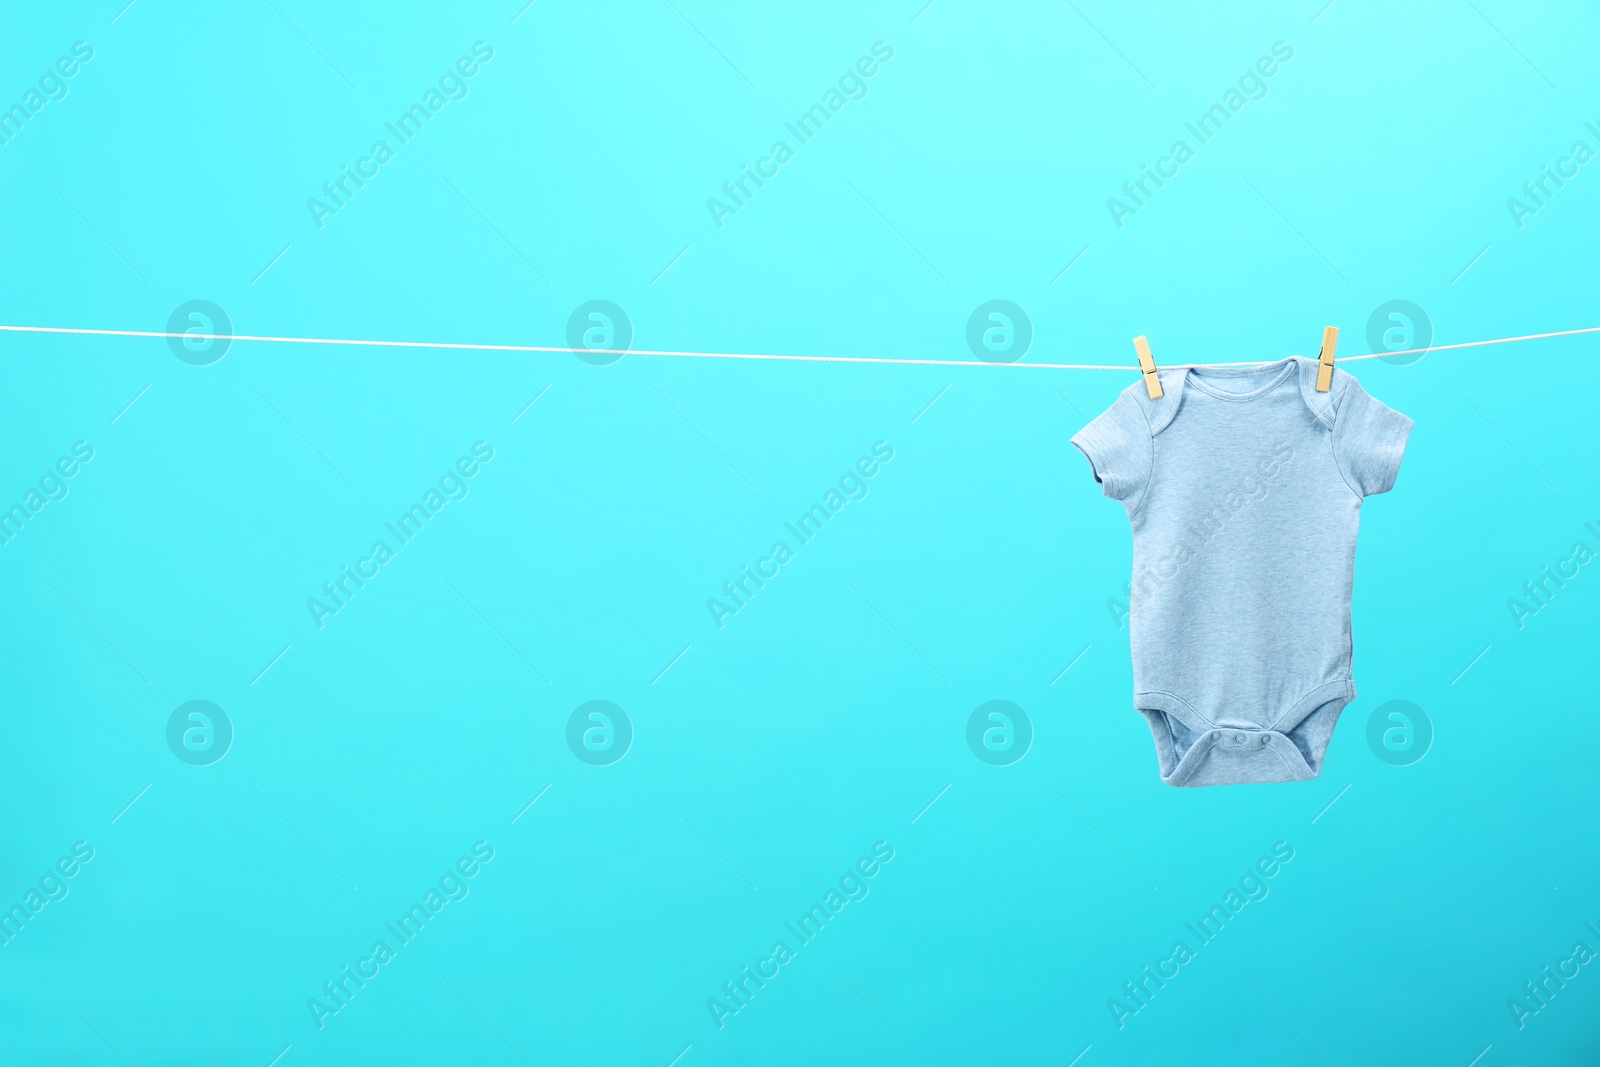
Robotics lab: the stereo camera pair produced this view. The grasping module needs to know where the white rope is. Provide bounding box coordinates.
[0,323,1594,370]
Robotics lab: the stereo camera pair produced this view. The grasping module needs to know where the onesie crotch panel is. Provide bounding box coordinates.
[1166,728,1313,787]
[1136,680,1354,788]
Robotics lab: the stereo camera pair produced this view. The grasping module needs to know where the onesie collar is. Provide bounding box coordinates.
[1185,359,1299,402]
[1144,355,1338,434]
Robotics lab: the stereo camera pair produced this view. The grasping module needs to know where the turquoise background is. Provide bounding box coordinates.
[2,1,1598,1063]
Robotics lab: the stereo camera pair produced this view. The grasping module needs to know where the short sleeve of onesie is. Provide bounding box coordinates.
[1070,390,1152,506]
[1333,381,1413,497]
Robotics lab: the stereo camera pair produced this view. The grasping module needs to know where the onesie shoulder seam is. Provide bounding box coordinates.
[1126,390,1157,519]
[1326,375,1364,502]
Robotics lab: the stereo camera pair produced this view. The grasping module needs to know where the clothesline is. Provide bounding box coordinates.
[0,323,1594,370]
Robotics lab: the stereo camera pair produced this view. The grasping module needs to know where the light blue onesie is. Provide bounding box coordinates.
[1072,356,1412,787]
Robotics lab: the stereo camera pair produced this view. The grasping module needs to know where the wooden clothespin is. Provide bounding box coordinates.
[1315,326,1338,392]
[1133,335,1163,399]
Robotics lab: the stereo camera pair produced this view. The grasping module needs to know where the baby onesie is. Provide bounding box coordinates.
[1071,356,1412,787]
